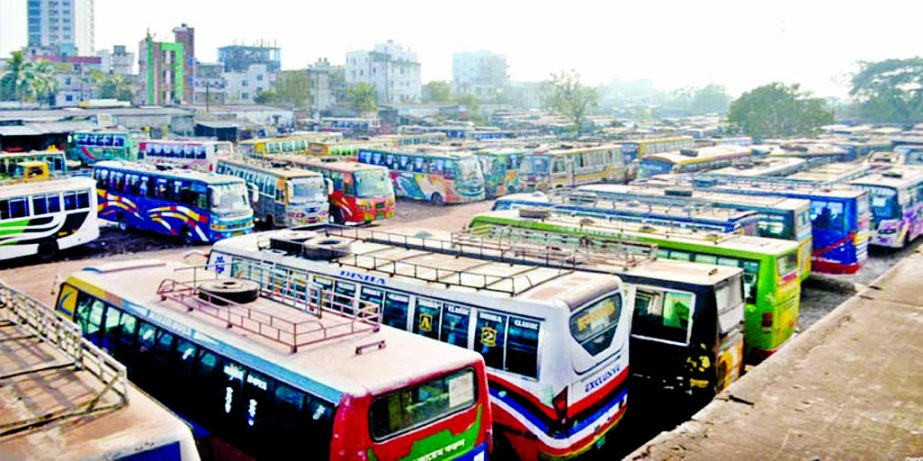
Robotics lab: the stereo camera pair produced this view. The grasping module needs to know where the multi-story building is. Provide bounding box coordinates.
[223,63,275,105]
[217,44,280,73]
[306,58,346,114]
[346,40,421,105]
[96,45,134,75]
[26,0,95,56]
[138,35,185,106]
[172,24,195,104]
[193,62,226,105]
[452,50,509,100]
[24,51,101,106]
[137,25,195,106]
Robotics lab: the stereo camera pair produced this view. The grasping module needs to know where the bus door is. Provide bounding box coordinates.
[629,287,694,390]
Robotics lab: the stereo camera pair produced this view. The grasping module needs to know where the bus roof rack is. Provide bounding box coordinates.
[0,283,129,435]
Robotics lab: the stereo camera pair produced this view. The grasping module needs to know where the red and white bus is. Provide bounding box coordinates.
[277,156,396,225]
[210,227,634,460]
[57,259,492,461]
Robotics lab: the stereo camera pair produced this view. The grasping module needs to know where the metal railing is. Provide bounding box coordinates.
[0,283,128,436]
[157,261,381,353]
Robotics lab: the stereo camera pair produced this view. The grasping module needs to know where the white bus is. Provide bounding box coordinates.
[0,176,99,261]
[210,227,633,460]
[140,139,231,172]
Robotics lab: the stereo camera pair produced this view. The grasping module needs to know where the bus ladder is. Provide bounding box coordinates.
[157,261,381,353]
[0,283,129,436]
[692,173,855,193]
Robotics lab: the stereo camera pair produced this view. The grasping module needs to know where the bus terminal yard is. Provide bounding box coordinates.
[2,129,923,460]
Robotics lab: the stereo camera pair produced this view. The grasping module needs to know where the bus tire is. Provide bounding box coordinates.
[181,226,197,245]
[37,241,58,262]
[117,214,128,232]
[264,214,275,229]
[331,208,345,225]
[302,236,352,260]
[198,280,260,306]
[430,193,445,206]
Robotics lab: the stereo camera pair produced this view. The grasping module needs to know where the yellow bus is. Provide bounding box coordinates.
[638,145,752,179]
[238,133,344,158]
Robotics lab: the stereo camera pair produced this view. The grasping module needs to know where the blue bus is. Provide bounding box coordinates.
[93,161,254,243]
[689,175,870,275]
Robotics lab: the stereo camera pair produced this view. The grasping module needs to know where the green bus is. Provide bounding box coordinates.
[469,209,802,363]
[474,147,528,198]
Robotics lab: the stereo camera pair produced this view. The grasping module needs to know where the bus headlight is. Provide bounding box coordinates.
[211,223,228,230]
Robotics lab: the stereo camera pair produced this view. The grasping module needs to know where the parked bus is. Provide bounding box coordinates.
[710,156,807,178]
[140,139,230,172]
[637,145,752,179]
[56,259,491,461]
[216,159,330,227]
[319,117,381,135]
[569,184,814,281]
[785,162,875,185]
[0,149,68,179]
[769,143,855,164]
[93,161,254,243]
[866,147,923,168]
[620,136,696,164]
[67,131,139,165]
[209,228,631,459]
[469,208,802,363]
[690,175,870,275]
[239,133,343,158]
[0,283,200,461]
[0,176,99,261]
[849,167,923,248]
[475,147,528,198]
[494,190,762,236]
[278,156,396,224]
[377,133,448,146]
[307,140,396,159]
[519,144,626,192]
[358,148,486,205]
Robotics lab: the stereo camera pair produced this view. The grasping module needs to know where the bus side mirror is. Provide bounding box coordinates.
[251,184,259,203]
[325,178,334,195]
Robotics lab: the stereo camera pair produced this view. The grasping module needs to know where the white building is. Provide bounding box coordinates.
[223,63,276,105]
[96,45,134,75]
[453,50,509,100]
[346,40,421,105]
[0,1,27,56]
[27,0,95,56]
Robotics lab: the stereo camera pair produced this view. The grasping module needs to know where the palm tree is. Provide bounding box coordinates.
[28,61,58,105]
[0,52,58,104]
[0,51,26,101]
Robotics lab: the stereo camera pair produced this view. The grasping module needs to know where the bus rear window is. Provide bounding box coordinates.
[369,368,477,441]
[777,253,798,280]
[570,294,622,355]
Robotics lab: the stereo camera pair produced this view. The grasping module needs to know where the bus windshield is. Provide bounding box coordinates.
[570,294,622,355]
[864,186,900,224]
[809,199,846,230]
[455,157,481,181]
[210,183,250,214]
[757,213,794,239]
[520,156,550,174]
[289,177,327,204]
[369,368,476,440]
[354,169,393,198]
[638,159,673,178]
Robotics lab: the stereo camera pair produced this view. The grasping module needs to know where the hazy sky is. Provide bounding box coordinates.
[3,0,921,97]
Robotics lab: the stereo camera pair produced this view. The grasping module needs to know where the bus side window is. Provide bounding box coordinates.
[174,339,198,376]
[413,298,441,340]
[413,157,428,173]
[383,292,410,329]
[506,316,540,378]
[76,191,90,209]
[358,151,371,163]
[74,294,104,338]
[139,176,150,197]
[359,287,384,313]
[474,311,507,369]
[333,281,356,315]
[399,155,411,171]
[155,179,169,199]
[440,304,470,348]
[0,199,9,220]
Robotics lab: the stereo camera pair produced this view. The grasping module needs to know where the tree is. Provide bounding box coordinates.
[850,57,923,124]
[728,82,833,139]
[0,51,26,101]
[454,93,484,123]
[692,84,731,114]
[423,80,452,103]
[543,70,599,136]
[347,83,377,114]
[93,71,133,101]
[255,70,311,110]
[0,51,56,103]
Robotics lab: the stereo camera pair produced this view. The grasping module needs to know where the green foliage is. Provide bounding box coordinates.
[728,82,833,139]
[92,71,133,101]
[543,70,599,135]
[1,51,58,104]
[347,83,377,114]
[423,80,452,102]
[692,84,731,114]
[850,57,923,124]
[254,70,311,110]
[454,93,485,123]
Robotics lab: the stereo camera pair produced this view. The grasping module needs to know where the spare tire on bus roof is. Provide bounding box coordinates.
[269,230,320,254]
[198,279,260,306]
[518,207,550,219]
[302,236,352,260]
